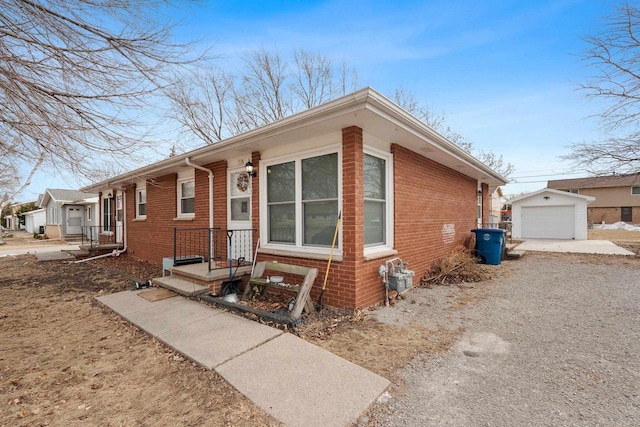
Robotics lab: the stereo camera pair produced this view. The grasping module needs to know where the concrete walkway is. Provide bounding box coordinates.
[516,239,635,256]
[97,290,390,427]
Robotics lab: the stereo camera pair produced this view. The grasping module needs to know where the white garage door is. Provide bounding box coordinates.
[521,205,575,239]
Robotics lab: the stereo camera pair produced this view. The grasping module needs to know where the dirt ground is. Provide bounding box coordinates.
[1,230,639,426]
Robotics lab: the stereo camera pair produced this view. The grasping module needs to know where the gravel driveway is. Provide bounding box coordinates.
[369,252,640,426]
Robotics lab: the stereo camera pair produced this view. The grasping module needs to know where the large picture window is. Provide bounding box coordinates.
[178,179,195,216]
[265,151,339,248]
[267,161,295,243]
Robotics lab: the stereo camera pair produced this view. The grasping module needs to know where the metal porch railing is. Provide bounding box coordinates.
[81,225,124,248]
[173,227,255,273]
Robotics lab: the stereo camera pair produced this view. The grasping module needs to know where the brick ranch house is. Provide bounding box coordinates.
[82,87,507,309]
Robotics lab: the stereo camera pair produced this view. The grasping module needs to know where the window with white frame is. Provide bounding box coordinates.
[266,151,339,248]
[363,149,393,253]
[364,153,386,246]
[229,171,250,222]
[178,179,195,216]
[137,188,147,217]
[102,197,112,232]
[632,186,640,195]
[87,206,92,221]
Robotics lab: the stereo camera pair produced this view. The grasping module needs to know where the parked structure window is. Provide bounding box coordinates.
[178,179,195,216]
[632,186,640,195]
[265,151,339,248]
[137,188,147,217]
[102,197,112,232]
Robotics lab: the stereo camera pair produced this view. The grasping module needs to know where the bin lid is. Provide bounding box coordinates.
[471,228,506,234]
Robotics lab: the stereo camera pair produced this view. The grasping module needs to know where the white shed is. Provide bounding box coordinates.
[511,188,595,240]
[24,208,46,234]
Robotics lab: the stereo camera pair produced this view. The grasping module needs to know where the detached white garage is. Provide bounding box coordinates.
[512,188,595,240]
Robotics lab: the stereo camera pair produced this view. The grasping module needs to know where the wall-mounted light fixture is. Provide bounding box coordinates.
[477,190,482,197]
[543,196,550,200]
[107,191,112,198]
[245,161,257,178]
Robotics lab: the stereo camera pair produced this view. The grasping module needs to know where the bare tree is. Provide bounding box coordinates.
[234,49,292,132]
[170,69,235,144]
[0,0,200,205]
[169,48,359,147]
[564,1,640,174]
[392,86,514,178]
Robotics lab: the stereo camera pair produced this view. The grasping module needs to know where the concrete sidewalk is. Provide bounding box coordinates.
[97,290,390,427]
[515,239,635,255]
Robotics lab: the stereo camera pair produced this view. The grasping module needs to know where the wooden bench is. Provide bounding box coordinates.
[243,261,317,319]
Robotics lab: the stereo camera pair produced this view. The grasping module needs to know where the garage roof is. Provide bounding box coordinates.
[511,188,595,203]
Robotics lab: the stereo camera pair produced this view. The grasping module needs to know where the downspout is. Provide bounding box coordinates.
[185,157,214,265]
[185,157,214,230]
[74,189,127,263]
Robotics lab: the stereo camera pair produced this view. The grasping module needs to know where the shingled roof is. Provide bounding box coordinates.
[548,173,640,189]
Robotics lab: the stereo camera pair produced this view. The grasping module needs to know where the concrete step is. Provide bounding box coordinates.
[506,249,525,259]
[153,276,209,297]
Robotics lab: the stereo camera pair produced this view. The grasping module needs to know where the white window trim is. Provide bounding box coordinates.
[136,187,147,219]
[87,206,92,221]
[177,178,195,218]
[363,146,394,257]
[631,186,640,195]
[260,145,342,257]
[228,168,251,226]
[102,196,113,235]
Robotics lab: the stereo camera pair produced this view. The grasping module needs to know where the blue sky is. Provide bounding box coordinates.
[21,0,614,200]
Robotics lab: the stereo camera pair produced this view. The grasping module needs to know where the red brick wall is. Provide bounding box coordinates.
[121,130,481,309]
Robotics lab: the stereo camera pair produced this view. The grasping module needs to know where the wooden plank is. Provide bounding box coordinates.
[290,267,318,318]
[261,261,313,276]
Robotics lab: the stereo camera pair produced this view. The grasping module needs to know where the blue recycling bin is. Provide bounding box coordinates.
[471,228,506,265]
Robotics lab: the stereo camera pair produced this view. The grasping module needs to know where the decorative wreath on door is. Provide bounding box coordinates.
[236,172,250,193]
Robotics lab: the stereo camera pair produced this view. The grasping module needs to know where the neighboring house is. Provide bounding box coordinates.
[548,173,640,224]
[41,189,98,239]
[82,87,507,309]
[511,188,595,240]
[3,201,34,231]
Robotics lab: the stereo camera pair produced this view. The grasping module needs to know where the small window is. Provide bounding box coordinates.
[230,172,250,222]
[567,189,580,194]
[103,197,113,232]
[364,153,386,246]
[87,206,92,221]
[632,187,640,195]
[137,189,147,217]
[178,179,195,216]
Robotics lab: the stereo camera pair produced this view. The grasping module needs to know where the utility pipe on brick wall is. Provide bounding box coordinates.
[185,157,214,230]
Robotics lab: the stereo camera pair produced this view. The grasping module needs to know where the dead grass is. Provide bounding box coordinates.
[588,228,640,242]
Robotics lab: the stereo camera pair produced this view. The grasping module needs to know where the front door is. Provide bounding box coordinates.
[66,206,83,234]
[228,169,252,261]
[116,191,123,243]
[621,207,632,223]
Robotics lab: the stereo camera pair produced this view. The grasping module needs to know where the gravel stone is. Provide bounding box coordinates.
[369,253,640,426]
